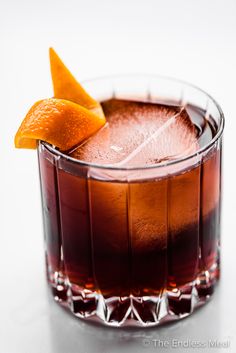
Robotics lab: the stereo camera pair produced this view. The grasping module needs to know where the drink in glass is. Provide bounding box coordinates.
[38,75,223,327]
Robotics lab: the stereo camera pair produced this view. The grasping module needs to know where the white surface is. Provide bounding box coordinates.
[1,0,236,352]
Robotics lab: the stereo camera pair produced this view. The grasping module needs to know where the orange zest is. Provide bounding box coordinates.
[49,48,104,118]
[14,98,106,151]
[15,48,106,150]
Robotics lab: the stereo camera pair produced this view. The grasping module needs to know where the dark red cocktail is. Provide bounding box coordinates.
[38,75,223,326]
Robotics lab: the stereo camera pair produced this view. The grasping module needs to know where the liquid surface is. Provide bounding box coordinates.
[69,99,216,167]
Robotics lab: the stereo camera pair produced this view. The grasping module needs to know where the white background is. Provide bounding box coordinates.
[1,0,236,352]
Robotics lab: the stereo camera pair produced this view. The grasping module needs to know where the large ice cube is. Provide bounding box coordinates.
[69,99,198,167]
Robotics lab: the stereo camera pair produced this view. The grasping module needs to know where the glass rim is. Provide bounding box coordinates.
[40,73,225,172]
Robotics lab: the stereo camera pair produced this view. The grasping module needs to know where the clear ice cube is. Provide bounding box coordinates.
[69,99,198,167]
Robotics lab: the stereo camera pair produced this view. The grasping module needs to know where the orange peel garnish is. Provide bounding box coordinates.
[14,98,106,151]
[49,48,104,118]
[14,48,106,150]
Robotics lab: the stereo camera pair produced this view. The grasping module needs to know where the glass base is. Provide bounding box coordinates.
[47,263,219,327]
